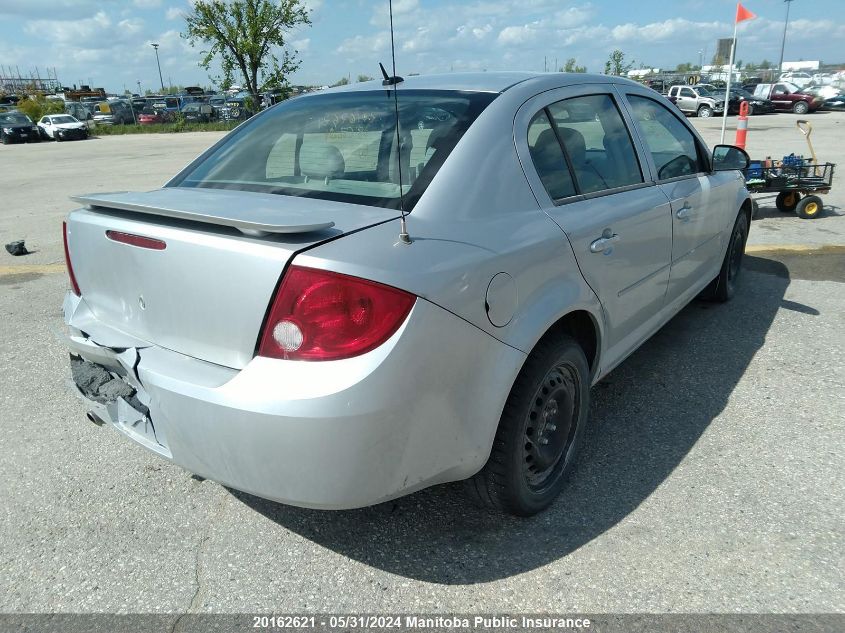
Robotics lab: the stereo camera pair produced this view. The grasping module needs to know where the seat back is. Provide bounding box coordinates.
[300,143,345,180]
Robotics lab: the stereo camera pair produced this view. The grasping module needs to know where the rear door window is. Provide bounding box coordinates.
[547,94,643,194]
[526,94,643,201]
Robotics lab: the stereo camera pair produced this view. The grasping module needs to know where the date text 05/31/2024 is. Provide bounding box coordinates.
[252,615,593,629]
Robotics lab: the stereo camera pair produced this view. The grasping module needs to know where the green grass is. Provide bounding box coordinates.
[91,121,238,136]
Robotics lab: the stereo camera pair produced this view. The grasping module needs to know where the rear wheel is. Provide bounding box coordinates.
[796,194,823,219]
[793,101,809,114]
[747,103,756,116]
[776,191,800,212]
[467,334,590,516]
[698,105,713,118]
[1,133,8,145]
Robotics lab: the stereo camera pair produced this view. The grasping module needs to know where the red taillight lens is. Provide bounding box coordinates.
[62,221,81,296]
[258,266,416,361]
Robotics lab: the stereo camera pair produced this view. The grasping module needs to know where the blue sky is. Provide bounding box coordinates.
[0,0,843,92]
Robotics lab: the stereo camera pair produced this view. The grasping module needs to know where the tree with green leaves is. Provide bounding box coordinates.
[561,58,587,73]
[331,77,349,87]
[183,0,311,97]
[357,74,374,83]
[604,50,634,76]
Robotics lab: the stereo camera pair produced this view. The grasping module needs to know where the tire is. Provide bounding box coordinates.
[1,133,8,145]
[466,334,590,516]
[793,101,809,115]
[747,103,755,116]
[795,194,823,219]
[698,105,713,118]
[702,211,748,303]
[776,191,800,212]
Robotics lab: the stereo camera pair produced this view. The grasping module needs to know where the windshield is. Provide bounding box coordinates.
[52,115,77,124]
[1,113,32,124]
[696,86,714,96]
[171,89,496,211]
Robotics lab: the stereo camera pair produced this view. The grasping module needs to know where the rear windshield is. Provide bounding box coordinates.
[170,89,496,210]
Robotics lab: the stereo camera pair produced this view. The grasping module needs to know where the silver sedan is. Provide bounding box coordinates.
[60,72,752,515]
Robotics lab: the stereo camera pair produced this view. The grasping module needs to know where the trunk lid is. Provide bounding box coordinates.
[66,187,393,369]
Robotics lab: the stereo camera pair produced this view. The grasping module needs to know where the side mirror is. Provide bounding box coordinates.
[712,144,750,171]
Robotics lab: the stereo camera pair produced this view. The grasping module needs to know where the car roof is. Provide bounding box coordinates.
[318,71,639,96]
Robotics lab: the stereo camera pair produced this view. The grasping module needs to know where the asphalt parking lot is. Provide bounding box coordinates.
[1,113,843,616]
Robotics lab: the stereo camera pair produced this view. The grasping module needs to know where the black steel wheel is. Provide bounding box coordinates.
[776,191,800,212]
[702,211,748,303]
[467,334,590,516]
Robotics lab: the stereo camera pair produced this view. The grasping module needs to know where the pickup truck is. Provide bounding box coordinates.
[666,85,725,117]
[753,83,821,114]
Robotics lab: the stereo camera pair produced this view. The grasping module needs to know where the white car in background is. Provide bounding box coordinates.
[38,114,89,141]
[778,72,813,88]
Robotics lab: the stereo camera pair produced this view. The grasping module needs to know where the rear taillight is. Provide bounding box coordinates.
[258,266,415,361]
[63,221,81,296]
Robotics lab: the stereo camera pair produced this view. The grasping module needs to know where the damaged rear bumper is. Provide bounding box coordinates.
[60,291,526,509]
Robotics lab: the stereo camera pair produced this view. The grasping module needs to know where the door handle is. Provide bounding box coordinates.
[590,233,620,253]
[676,203,693,220]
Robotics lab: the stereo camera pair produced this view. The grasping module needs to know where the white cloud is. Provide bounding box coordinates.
[471,24,492,39]
[497,23,542,46]
[291,37,311,52]
[336,32,391,57]
[552,6,592,29]
[24,11,120,48]
[165,7,183,21]
[133,0,162,8]
[0,0,101,19]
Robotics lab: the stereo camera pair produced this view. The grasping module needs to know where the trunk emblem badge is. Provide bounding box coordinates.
[138,296,146,310]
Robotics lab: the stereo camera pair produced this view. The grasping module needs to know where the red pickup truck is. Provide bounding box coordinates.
[753,83,822,114]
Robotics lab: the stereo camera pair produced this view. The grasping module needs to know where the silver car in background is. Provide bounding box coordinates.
[61,72,752,515]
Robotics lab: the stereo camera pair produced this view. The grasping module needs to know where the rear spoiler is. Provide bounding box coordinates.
[70,189,336,236]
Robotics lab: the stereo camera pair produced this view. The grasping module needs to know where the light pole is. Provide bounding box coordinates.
[150,43,165,93]
[137,80,141,95]
[777,0,795,76]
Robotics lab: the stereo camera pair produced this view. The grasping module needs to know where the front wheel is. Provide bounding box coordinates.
[698,105,713,118]
[467,334,590,516]
[0,133,8,145]
[702,212,748,302]
[793,101,809,114]
[796,195,823,219]
[747,103,756,116]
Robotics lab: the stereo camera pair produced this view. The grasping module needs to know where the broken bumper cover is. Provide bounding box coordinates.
[61,292,525,509]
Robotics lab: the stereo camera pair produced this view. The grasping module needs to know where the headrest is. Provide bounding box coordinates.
[557,127,586,162]
[533,128,563,161]
[426,125,452,151]
[300,143,345,179]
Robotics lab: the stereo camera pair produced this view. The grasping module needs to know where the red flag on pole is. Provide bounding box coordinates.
[736,3,756,23]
